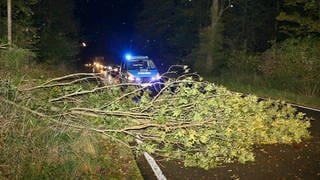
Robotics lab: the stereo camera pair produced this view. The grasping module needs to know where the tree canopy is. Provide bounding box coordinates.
[0,0,79,64]
[135,0,210,63]
[0,0,38,48]
[277,0,320,37]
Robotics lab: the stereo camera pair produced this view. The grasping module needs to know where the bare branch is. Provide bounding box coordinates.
[20,76,102,91]
[1,97,47,117]
[48,82,144,102]
[0,44,8,49]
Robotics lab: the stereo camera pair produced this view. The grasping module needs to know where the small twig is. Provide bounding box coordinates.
[141,80,197,112]
[100,85,149,109]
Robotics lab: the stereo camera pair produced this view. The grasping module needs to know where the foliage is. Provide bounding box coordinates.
[0,0,39,48]
[261,37,320,96]
[192,23,225,75]
[227,50,260,74]
[190,0,231,75]
[1,68,310,171]
[135,0,209,61]
[34,0,79,64]
[277,0,320,37]
[211,75,320,110]
[37,32,78,65]
[190,0,278,75]
[134,81,310,169]
[0,75,142,178]
[223,0,279,52]
[0,47,35,73]
[0,0,79,65]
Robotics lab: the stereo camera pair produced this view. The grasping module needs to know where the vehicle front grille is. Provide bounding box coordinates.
[141,77,151,83]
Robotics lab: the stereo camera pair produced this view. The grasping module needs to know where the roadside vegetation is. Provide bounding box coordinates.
[0,1,142,178]
[1,50,311,174]
[0,48,142,178]
[136,0,320,108]
[0,0,318,178]
[193,0,320,108]
[213,37,320,108]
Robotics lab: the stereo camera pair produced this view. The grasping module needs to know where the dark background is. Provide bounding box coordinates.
[76,0,141,64]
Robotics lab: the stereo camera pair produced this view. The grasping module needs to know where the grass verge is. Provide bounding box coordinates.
[210,77,320,109]
[0,62,142,179]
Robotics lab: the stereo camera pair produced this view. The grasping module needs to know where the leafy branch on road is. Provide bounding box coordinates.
[1,68,311,170]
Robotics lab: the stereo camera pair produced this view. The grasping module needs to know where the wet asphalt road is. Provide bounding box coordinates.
[137,106,320,180]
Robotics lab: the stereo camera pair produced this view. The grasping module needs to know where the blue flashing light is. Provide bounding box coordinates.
[125,54,132,60]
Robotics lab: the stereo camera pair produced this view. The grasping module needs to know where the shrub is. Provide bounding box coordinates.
[227,50,261,74]
[0,47,35,73]
[261,37,320,96]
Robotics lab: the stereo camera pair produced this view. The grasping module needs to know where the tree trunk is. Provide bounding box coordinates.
[274,0,280,41]
[206,0,220,73]
[7,0,12,47]
[242,0,247,49]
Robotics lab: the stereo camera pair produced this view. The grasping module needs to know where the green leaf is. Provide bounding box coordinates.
[193,112,202,121]
[172,109,182,117]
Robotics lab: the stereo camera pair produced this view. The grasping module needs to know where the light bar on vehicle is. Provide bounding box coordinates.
[124,54,149,61]
[130,56,148,60]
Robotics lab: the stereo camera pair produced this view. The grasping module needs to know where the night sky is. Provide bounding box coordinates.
[76,0,141,63]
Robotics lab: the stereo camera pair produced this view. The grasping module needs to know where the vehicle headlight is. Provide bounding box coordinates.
[128,74,135,81]
[152,73,161,81]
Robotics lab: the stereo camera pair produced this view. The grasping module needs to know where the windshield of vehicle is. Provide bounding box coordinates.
[127,59,156,70]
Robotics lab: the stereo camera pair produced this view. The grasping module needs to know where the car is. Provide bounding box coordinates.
[120,55,161,87]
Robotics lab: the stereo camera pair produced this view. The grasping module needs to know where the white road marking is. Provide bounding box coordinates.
[136,138,167,180]
[258,96,320,112]
[288,103,320,112]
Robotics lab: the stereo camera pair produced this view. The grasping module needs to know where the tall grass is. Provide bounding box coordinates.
[0,49,142,178]
[210,38,320,108]
[210,73,320,109]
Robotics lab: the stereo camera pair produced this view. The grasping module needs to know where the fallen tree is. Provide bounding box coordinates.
[2,68,311,170]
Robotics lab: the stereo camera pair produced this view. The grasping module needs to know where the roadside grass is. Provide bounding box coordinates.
[0,61,142,178]
[0,114,141,178]
[209,75,320,109]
